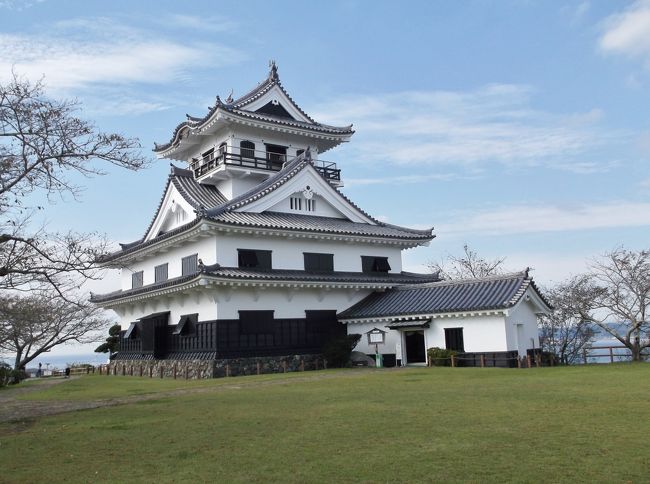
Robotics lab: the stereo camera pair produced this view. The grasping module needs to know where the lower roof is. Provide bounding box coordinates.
[90,267,441,304]
[338,271,552,321]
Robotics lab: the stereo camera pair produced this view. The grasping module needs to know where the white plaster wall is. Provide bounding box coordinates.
[114,285,370,329]
[505,290,542,356]
[215,286,370,319]
[120,237,217,290]
[267,194,345,218]
[424,315,509,353]
[117,291,218,328]
[216,234,403,272]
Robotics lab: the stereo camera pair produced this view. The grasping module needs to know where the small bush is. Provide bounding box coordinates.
[0,362,11,387]
[323,334,362,368]
[427,347,457,366]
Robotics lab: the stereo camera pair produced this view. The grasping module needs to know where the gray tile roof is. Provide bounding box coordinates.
[153,64,352,153]
[338,271,551,320]
[104,156,433,261]
[118,165,227,251]
[90,267,440,304]
[210,212,433,240]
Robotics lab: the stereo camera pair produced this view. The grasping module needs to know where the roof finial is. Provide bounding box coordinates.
[269,59,278,80]
[225,88,234,104]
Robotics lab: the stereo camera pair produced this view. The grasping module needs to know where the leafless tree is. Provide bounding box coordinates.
[428,243,506,280]
[539,277,596,364]
[578,248,650,362]
[0,73,148,298]
[0,292,110,370]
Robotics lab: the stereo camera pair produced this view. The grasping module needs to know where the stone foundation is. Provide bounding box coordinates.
[108,353,325,380]
[108,359,215,379]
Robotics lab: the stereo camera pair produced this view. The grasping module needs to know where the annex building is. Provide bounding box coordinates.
[92,63,551,377]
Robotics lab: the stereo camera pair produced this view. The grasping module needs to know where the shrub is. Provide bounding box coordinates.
[0,362,11,387]
[427,347,457,366]
[323,334,362,368]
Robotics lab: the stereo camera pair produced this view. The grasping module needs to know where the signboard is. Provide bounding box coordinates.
[366,327,386,345]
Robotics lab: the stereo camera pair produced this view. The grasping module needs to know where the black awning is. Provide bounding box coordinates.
[173,313,198,335]
[123,322,138,339]
[385,319,431,330]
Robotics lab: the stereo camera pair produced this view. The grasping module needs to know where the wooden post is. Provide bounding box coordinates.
[173,365,177,379]
[323,359,327,370]
[122,364,126,376]
[583,348,588,365]
[535,354,541,368]
[450,354,456,368]
[139,365,143,377]
[129,366,133,376]
[480,354,486,368]
[526,355,532,368]
[609,346,614,364]
[257,361,261,375]
[226,364,230,377]
[149,367,153,378]
[159,366,163,379]
[283,360,287,373]
[300,359,305,372]
[99,366,102,375]
[315,359,319,371]
[517,357,522,369]
[185,367,189,380]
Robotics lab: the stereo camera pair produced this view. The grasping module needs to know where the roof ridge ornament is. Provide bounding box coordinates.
[269,59,279,81]
[225,88,234,104]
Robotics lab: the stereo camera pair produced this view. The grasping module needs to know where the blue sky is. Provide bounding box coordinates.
[1,1,649,329]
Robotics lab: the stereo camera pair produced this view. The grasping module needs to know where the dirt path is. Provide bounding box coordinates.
[0,369,390,425]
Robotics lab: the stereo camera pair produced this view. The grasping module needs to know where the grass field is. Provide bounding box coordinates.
[2,365,649,483]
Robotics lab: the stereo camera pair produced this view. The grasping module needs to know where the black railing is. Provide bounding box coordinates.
[191,148,341,182]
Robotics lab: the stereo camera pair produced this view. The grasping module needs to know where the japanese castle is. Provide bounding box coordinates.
[92,62,551,377]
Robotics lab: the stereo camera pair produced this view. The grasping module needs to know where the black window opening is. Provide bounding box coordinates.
[290,197,302,210]
[296,149,305,157]
[305,199,315,211]
[202,148,214,163]
[154,263,168,283]
[445,327,465,352]
[361,256,392,274]
[132,271,144,288]
[238,249,272,270]
[217,143,228,158]
[265,144,287,166]
[304,253,334,272]
[182,254,198,276]
[240,140,255,159]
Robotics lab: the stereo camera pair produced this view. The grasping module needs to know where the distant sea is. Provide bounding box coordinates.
[1,352,109,372]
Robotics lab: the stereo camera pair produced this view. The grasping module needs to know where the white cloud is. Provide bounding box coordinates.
[345,173,455,187]
[436,200,650,237]
[0,17,242,114]
[160,14,238,33]
[600,1,650,67]
[313,85,619,173]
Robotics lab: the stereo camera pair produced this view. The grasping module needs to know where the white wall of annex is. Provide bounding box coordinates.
[424,315,508,353]
[505,291,542,356]
[120,237,217,290]
[216,234,403,272]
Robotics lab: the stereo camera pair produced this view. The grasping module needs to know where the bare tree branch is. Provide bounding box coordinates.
[427,243,507,280]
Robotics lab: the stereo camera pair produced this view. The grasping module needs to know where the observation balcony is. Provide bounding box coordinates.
[190,147,341,185]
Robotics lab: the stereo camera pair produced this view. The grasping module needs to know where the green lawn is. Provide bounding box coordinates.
[2,365,649,483]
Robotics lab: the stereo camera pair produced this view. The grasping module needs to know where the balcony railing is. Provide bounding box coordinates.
[190,148,341,183]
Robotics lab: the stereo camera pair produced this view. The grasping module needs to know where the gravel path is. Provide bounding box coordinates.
[0,369,384,426]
